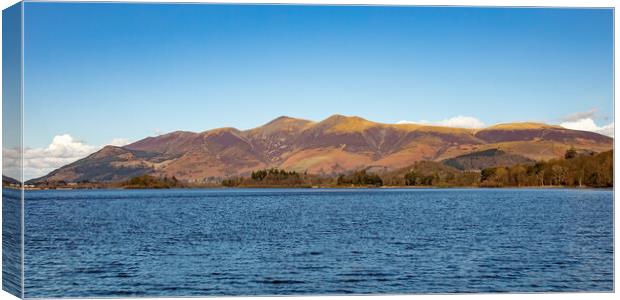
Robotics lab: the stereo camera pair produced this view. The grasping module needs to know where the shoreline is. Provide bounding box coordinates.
[13,185,614,191]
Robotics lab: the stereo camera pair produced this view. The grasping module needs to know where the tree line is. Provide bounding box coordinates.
[337,170,383,186]
[222,168,309,187]
[391,149,612,188]
[122,175,185,189]
[222,149,612,188]
[478,149,612,187]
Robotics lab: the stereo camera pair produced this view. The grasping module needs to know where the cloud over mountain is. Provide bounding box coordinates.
[562,108,598,122]
[560,118,614,137]
[558,108,613,137]
[397,115,485,129]
[4,134,131,180]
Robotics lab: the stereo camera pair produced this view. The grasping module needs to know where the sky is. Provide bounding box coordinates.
[14,3,615,179]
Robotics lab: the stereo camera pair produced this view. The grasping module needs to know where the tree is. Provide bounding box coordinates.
[565,147,578,159]
[481,168,496,182]
[338,170,383,186]
[510,165,527,187]
[535,169,546,187]
[404,171,418,186]
[551,165,567,186]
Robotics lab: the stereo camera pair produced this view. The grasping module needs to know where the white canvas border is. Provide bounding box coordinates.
[0,1,616,300]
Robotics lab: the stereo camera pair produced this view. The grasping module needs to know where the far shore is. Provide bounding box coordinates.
[11,185,613,191]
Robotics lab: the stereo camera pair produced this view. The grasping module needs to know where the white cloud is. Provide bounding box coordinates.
[437,116,486,129]
[559,118,614,137]
[3,134,132,181]
[397,120,429,125]
[397,115,485,129]
[562,108,597,122]
[397,120,427,125]
[109,138,131,147]
[597,123,615,137]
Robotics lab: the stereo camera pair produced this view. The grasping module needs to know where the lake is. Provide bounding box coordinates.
[19,188,613,297]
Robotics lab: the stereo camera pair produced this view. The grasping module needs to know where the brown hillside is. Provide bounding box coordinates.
[30,115,613,183]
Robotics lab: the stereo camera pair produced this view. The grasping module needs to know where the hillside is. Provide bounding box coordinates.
[29,115,613,184]
[2,175,21,187]
[37,146,175,183]
[442,149,535,171]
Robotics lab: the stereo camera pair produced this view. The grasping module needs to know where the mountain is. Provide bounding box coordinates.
[2,175,21,186]
[37,146,174,183]
[29,115,614,184]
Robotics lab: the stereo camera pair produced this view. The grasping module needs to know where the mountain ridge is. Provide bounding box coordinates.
[30,115,613,184]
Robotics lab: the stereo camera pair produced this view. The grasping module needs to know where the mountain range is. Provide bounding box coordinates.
[30,115,613,184]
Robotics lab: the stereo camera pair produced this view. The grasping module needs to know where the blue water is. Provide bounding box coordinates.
[22,188,612,297]
[2,188,22,298]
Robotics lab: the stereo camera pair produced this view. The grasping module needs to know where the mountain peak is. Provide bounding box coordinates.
[263,115,314,126]
[269,115,296,122]
[318,114,378,133]
[325,113,347,119]
[163,130,197,137]
[203,127,241,135]
[248,116,314,136]
[324,114,366,121]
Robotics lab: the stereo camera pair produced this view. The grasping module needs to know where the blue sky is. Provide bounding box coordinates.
[17,3,614,178]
